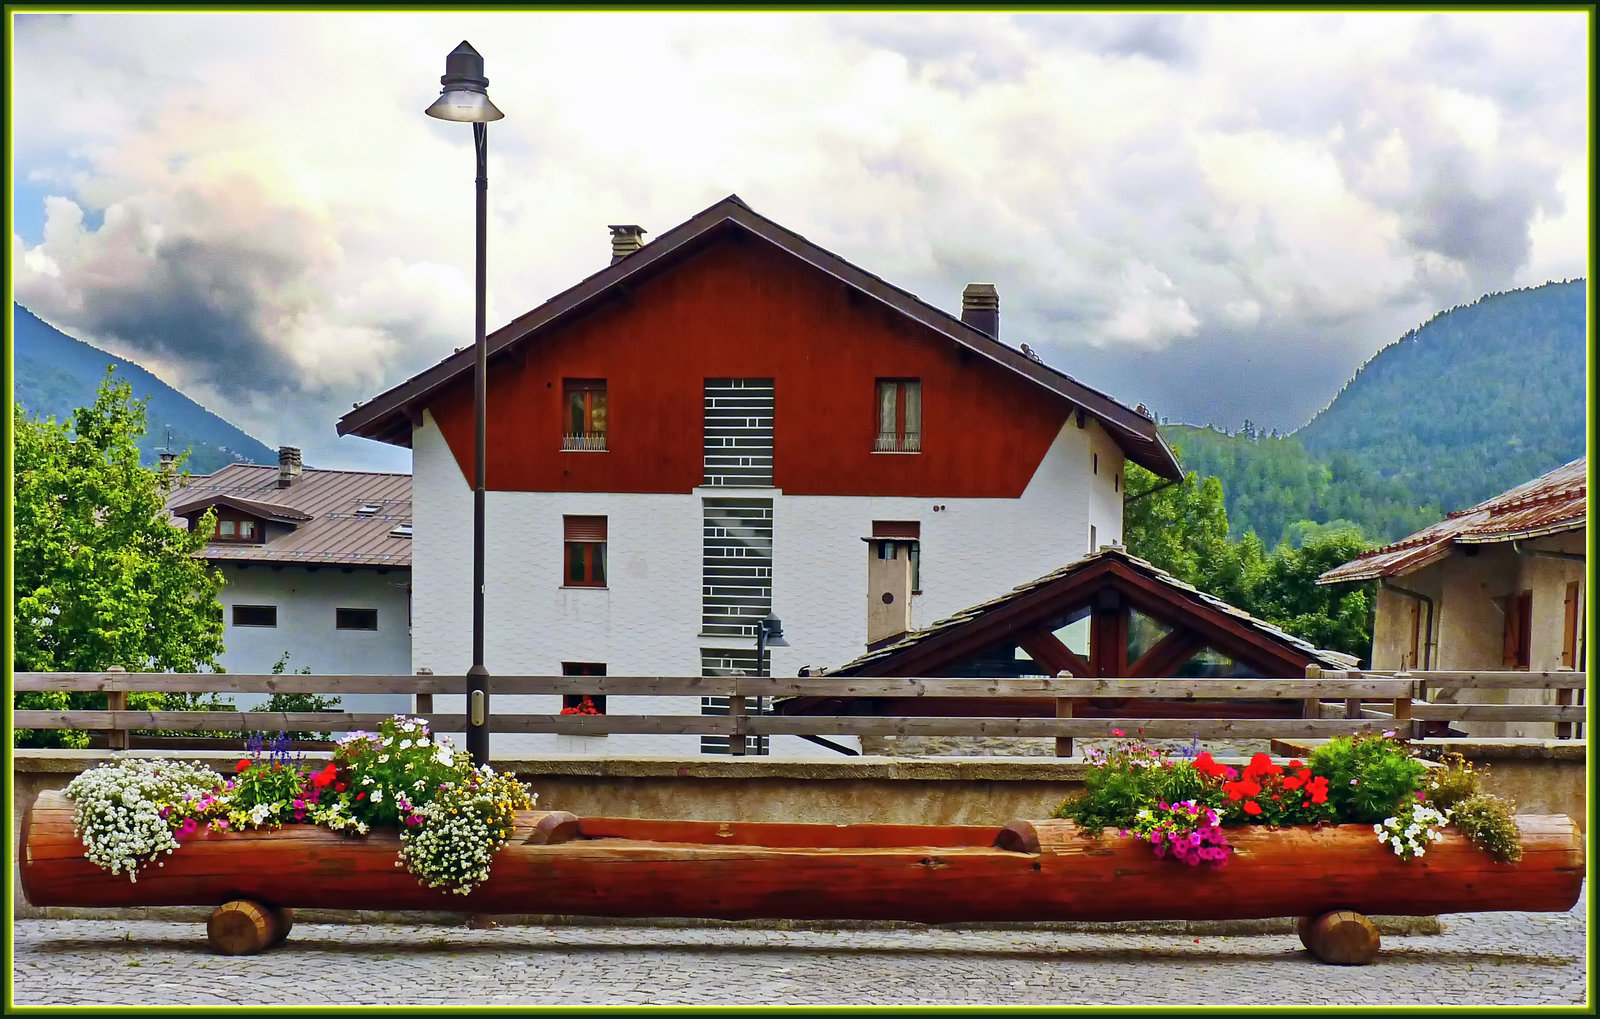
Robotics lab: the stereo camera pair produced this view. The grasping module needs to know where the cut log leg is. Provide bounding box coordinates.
[267,906,294,946]
[1299,910,1380,965]
[208,900,277,956]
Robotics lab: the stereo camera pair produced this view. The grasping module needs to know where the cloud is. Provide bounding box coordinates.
[9,10,1588,468]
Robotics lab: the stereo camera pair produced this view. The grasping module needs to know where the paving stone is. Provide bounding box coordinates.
[10,887,1587,1008]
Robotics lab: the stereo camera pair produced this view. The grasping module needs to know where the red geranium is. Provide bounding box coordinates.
[235,759,250,774]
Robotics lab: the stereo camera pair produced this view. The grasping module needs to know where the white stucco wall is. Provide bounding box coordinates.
[411,411,1125,758]
[214,563,412,716]
[1369,531,1585,737]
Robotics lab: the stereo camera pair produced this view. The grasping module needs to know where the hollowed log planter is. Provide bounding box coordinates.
[22,791,1583,963]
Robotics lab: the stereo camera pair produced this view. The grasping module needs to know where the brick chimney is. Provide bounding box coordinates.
[961,283,999,338]
[157,452,178,493]
[277,446,302,489]
[608,225,647,264]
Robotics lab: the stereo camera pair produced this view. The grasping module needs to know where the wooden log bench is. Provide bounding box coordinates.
[21,791,1583,963]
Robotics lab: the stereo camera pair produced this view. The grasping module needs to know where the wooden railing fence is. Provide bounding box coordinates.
[13,668,1585,756]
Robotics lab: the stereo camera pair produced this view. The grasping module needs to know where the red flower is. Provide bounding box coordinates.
[1242,801,1262,816]
[235,759,250,773]
[334,782,347,793]
[1287,760,1304,770]
[1193,752,1229,779]
[356,791,367,800]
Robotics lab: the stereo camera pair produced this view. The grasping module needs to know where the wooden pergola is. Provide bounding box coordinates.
[777,548,1354,735]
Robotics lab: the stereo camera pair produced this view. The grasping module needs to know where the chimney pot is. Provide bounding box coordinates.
[277,446,303,489]
[961,283,999,337]
[608,224,647,264]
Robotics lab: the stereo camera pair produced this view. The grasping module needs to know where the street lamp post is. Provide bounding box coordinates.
[426,41,504,767]
[737,614,789,756]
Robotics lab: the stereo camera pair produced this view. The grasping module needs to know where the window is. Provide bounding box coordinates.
[336,607,378,631]
[874,379,921,452]
[564,515,607,587]
[232,604,277,627]
[1089,524,1097,554]
[872,520,920,593]
[561,662,607,717]
[563,379,607,450]
[211,516,258,542]
[1502,590,1533,669]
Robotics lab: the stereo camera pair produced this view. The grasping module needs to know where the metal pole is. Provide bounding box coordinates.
[466,119,490,766]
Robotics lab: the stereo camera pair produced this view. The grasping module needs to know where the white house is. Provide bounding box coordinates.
[338,196,1181,756]
[165,448,413,717]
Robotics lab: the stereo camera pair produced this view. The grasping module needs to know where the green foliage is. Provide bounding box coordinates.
[13,372,227,747]
[1306,734,1428,824]
[1449,793,1523,864]
[1124,446,1376,663]
[1423,753,1485,812]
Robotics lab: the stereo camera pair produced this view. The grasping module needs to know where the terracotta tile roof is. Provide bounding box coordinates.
[1317,457,1586,584]
[337,194,1181,480]
[164,464,412,568]
[827,545,1358,676]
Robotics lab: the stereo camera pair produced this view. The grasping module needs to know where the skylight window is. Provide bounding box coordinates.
[355,504,381,516]
[390,523,413,538]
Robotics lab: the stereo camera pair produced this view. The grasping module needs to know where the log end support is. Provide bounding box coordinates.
[1298,909,1380,965]
[993,819,1041,855]
[208,900,280,955]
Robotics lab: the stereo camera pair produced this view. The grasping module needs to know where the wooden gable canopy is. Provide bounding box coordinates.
[776,548,1355,721]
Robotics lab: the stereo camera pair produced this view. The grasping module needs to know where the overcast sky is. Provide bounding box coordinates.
[11,10,1589,472]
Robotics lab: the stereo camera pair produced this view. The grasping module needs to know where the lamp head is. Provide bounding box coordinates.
[425,41,504,123]
[760,615,790,648]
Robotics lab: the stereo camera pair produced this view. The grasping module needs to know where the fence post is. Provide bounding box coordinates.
[1055,696,1074,758]
[1556,686,1573,739]
[728,693,747,756]
[1392,694,1415,740]
[105,666,129,751]
[414,668,434,716]
[1302,664,1322,721]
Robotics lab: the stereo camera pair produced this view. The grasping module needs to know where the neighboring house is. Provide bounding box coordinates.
[1318,457,1586,738]
[777,546,1357,753]
[337,194,1181,757]
[164,447,413,716]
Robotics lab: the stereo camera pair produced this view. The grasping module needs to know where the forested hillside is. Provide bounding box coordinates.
[1160,280,1586,548]
[14,304,276,474]
[1159,425,1440,548]
[1296,280,1586,514]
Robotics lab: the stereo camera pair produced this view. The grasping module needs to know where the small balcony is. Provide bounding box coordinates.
[562,432,608,452]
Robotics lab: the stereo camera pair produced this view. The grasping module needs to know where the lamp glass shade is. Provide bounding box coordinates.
[425,89,504,123]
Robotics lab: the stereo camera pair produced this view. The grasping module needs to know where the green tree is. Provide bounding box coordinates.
[1123,452,1259,606]
[1250,532,1379,666]
[14,370,227,747]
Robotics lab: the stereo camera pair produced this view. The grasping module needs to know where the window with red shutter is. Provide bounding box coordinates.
[563,516,607,587]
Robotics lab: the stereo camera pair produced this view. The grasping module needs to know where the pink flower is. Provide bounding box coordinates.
[1111,729,1125,737]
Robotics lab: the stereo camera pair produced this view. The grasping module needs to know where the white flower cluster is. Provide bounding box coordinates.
[1375,804,1450,860]
[64,759,221,883]
[308,801,370,836]
[398,796,500,895]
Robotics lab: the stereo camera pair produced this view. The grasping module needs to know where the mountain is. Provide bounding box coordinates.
[13,304,277,474]
[1160,280,1587,547]
[1295,280,1587,516]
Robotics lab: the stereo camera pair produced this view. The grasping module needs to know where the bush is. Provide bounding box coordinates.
[1450,793,1523,864]
[1306,733,1428,823]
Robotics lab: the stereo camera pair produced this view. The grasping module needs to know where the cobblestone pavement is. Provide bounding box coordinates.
[12,889,1587,1008]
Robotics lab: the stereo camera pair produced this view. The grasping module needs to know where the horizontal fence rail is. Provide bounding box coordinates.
[12,670,1587,754]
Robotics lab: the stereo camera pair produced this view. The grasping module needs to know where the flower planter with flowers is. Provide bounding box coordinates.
[20,725,1583,962]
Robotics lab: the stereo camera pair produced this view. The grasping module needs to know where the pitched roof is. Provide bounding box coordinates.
[827,545,1358,677]
[337,194,1181,480]
[1317,457,1586,585]
[164,463,413,568]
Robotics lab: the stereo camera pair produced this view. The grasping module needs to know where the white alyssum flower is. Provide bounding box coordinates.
[65,759,222,883]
